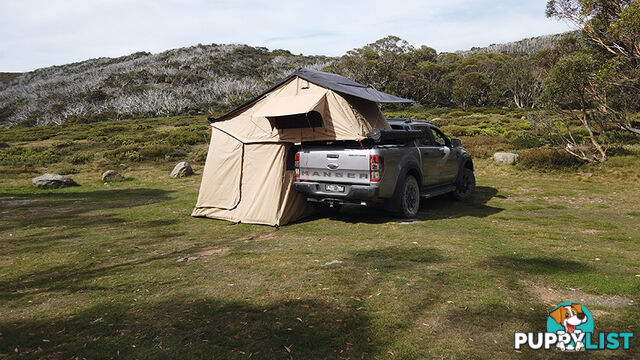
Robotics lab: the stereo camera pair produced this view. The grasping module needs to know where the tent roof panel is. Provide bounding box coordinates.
[212,68,413,122]
[289,68,413,104]
[254,91,326,117]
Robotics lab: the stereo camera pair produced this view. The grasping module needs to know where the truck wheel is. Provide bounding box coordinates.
[396,175,420,218]
[452,168,475,200]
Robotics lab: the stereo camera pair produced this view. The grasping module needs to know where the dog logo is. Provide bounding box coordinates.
[546,302,593,351]
[515,302,633,351]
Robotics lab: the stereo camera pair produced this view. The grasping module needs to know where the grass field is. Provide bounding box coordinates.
[1,159,639,359]
[1,113,640,359]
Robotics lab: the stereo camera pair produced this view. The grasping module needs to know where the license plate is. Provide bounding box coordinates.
[325,184,345,192]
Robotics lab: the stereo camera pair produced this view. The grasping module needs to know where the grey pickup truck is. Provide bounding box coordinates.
[293,118,475,218]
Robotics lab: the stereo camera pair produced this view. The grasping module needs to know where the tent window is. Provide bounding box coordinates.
[270,111,323,129]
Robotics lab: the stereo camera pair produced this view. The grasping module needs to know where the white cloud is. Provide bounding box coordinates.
[0,0,573,72]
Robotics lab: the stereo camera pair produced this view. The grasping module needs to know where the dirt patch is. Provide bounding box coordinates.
[196,247,230,256]
[580,229,603,235]
[524,281,635,308]
[234,232,278,242]
[0,199,38,207]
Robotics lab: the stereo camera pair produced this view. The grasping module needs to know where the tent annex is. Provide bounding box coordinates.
[192,68,413,226]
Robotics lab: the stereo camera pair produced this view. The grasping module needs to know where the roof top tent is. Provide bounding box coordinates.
[192,68,413,226]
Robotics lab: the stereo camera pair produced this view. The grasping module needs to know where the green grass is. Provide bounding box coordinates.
[1,159,639,359]
[1,113,639,359]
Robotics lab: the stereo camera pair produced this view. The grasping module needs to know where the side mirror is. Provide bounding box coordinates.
[451,138,462,148]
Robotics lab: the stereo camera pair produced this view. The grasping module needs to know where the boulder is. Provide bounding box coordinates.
[170,161,194,178]
[32,173,78,188]
[101,170,123,181]
[493,152,520,165]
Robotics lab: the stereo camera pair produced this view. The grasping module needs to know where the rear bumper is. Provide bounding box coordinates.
[293,181,378,201]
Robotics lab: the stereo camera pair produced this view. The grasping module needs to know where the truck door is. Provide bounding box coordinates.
[412,125,441,187]
[428,126,459,184]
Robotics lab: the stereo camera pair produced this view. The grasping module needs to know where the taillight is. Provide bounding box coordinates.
[294,152,300,178]
[370,155,384,182]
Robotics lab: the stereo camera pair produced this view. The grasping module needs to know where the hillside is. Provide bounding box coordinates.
[456,31,580,58]
[0,44,333,127]
[0,72,22,85]
[0,32,580,128]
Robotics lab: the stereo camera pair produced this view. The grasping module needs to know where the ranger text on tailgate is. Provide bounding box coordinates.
[293,118,475,218]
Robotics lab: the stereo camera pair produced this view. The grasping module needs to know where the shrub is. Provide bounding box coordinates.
[52,140,75,148]
[165,129,204,146]
[139,144,176,160]
[194,149,208,162]
[0,146,61,167]
[518,148,583,169]
[68,152,94,165]
[512,132,542,149]
[104,145,141,163]
[459,136,513,158]
[448,110,472,117]
[440,125,467,137]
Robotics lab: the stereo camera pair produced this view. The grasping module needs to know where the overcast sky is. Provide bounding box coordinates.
[0,0,574,72]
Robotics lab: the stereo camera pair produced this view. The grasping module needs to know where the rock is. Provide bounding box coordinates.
[32,173,78,188]
[521,116,527,121]
[170,161,193,178]
[431,117,443,122]
[177,256,199,263]
[101,170,123,181]
[493,152,520,165]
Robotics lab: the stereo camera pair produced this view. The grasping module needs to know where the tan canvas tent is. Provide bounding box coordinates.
[192,68,413,226]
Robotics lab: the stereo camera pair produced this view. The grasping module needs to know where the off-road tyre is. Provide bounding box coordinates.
[395,175,420,218]
[452,168,475,200]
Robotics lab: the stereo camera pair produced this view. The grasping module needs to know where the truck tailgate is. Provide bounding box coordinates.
[298,148,371,185]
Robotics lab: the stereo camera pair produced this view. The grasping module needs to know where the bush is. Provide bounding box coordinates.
[194,149,208,162]
[165,129,205,146]
[440,125,467,137]
[512,132,542,149]
[518,148,583,169]
[104,145,141,163]
[459,136,513,158]
[139,144,176,160]
[52,140,75,148]
[68,152,94,165]
[0,146,61,167]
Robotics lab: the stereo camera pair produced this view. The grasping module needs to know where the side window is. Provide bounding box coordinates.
[431,127,450,147]
[413,125,434,146]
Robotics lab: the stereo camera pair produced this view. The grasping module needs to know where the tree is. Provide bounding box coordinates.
[325,36,414,92]
[539,52,608,162]
[452,72,489,110]
[546,0,640,135]
[498,57,541,108]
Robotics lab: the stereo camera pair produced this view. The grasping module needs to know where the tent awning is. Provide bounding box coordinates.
[254,92,327,118]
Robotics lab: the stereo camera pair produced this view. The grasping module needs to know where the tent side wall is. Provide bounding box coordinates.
[192,129,311,226]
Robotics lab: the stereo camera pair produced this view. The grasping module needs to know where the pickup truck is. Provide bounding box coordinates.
[293,118,475,218]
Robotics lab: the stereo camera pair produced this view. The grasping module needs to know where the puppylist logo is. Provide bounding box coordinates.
[514,302,634,352]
